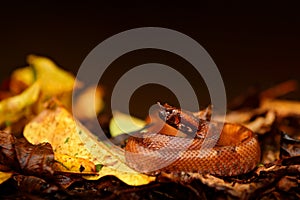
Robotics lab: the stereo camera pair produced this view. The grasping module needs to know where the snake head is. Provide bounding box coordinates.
[157,102,181,127]
[157,102,208,138]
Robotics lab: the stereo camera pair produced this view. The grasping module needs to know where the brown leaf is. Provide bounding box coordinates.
[13,174,58,194]
[0,131,58,194]
[260,80,298,100]
[277,176,298,192]
[280,132,300,158]
[0,131,19,171]
[53,173,83,189]
[260,129,281,164]
[278,115,300,136]
[261,99,300,117]
[0,130,55,177]
[14,138,54,177]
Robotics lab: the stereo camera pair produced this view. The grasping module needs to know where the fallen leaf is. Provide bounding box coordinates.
[73,85,104,120]
[14,138,54,177]
[27,55,81,112]
[53,153,97,174]
[0,171,13,184]
[53,173,83,189]
[109,111,146,137]
[0,131,18,171]
[260,80,298,100]
[277,176,298,192]
[0,130,56,192]
[0,82,40,125]
[0,55,82,127]
[27,55,75,96]
[23,106,155,186]
[261,99,300,117]
[243,110,276,134]
[13,174,58,194]
[0,131,55,177]
[83,166,156,186]
[280,132,300,158]
[10,66,35,94]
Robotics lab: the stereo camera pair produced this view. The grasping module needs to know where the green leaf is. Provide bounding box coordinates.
[109,111,146,137]
[95,164,103,172]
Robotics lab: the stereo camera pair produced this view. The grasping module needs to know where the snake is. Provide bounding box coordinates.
[125,104,261,176]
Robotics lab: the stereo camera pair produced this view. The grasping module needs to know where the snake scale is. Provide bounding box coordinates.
[125,104,261,176]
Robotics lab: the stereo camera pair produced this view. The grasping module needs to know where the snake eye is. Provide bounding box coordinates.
[158,110,167,120]
[157,102,171,120]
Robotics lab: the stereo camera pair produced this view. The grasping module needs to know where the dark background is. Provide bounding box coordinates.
[1,1,300,116]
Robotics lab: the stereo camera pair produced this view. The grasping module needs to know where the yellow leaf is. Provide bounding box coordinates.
[6,55,79,112]
[11,66,35,86]
[83,166,155,186]
[0,171,13,184]
[27,55,75,96]
[10,66,35,93]
[109,111,146,137]
[53,153,97,174]
[0,82,40,125]
[23,106,155,186]
[73,85,105,120]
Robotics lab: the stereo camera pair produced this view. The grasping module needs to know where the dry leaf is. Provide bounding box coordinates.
[0,82,40,125]
[261,99,300,117]
[109,111,146,138]
[0,171,13,184]
[13,174,58,194]
[23,106,155,186]
[27,55,75,96]
[73,85,104,120]
[83,166,155,186]
[10,66,35,94]
[0,55,80,127]
[53,153,97,174]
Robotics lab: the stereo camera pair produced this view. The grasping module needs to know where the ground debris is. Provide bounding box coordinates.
[1,79,300,199]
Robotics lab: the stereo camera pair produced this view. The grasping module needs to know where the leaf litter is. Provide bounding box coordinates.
[0,56,299,199]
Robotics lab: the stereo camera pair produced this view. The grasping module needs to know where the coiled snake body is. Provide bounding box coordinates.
[125,104,261,176]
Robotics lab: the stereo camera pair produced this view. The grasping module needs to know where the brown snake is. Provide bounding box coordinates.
[125,104,261,176]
